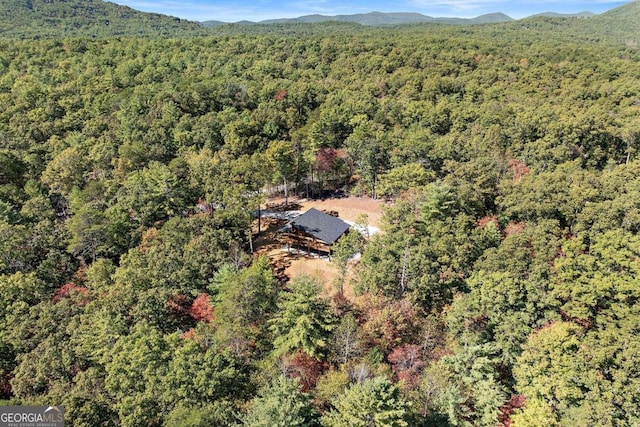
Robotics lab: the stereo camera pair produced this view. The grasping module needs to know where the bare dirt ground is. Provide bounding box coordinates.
[254,196,386,298]
[297,197,384,228]
[263,195,385,227]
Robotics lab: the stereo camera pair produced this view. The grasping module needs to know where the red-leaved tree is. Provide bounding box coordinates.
[285,351,329,392]
[53,283,90,304]
[498,394,526,427]
[189,293,215,322]
[388,344,424,389]
[167,293,192,326]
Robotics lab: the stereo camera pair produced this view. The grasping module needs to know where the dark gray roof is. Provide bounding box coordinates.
[287,208,350,244]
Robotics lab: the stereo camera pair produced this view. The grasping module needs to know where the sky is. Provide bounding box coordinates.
[109,0,629,23]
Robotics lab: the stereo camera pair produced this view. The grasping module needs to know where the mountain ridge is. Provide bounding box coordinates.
[254,11,514,26]
[529,11,595,18]
[0,0,204,38]
[201,10,603,27]
[0,0,638,39]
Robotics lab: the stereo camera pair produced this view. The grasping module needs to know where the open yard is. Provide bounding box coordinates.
[254,195,386,298]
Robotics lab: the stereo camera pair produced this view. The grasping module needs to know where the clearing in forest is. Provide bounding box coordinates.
[253,196,384,299]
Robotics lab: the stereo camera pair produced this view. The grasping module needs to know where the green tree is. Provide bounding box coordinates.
[6,290,88,404]
[524,228,640,426]
[321,376,409,427]
[65,182,134,262]
[60,367,119,427]
[244,376,319,427]
[551,229,640,324]
[331,228,366,295]
[498,160,599,230]
[377,163,434,199]
[512,322,589,426]
[0,221,31,275]
[357,183,484,310]
[265,139,297,206]
[160,337,249,408]
[0,272,49,322]
[103,321,170,427]
[344,117,390,199]
[510,398,559,427]
[40,146,87,198]
[164,402,240,427]
[428,343,508,427]
[269,275,336,359]
[575,160,640,237]
[116,161,188,228]
[447,267,556,366]
[214,256,279,357]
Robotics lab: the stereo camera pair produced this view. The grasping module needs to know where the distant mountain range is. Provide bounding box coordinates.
[0,0,638,41]
[202,10,594,27]
[204,12,514,27]
[530,11,594,18]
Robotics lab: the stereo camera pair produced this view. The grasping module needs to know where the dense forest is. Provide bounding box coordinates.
[1,1,640,426]
[0,0,206,38]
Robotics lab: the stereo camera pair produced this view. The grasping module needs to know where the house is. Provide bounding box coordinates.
[279,208,350,257]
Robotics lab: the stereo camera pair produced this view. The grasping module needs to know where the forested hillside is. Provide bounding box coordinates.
[0,0,204,38]
[1,2,640,426]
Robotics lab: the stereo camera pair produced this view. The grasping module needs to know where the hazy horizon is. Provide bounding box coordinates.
[109,0,629,23]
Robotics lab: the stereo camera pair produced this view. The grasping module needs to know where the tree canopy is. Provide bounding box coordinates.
[1,7,640,425]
